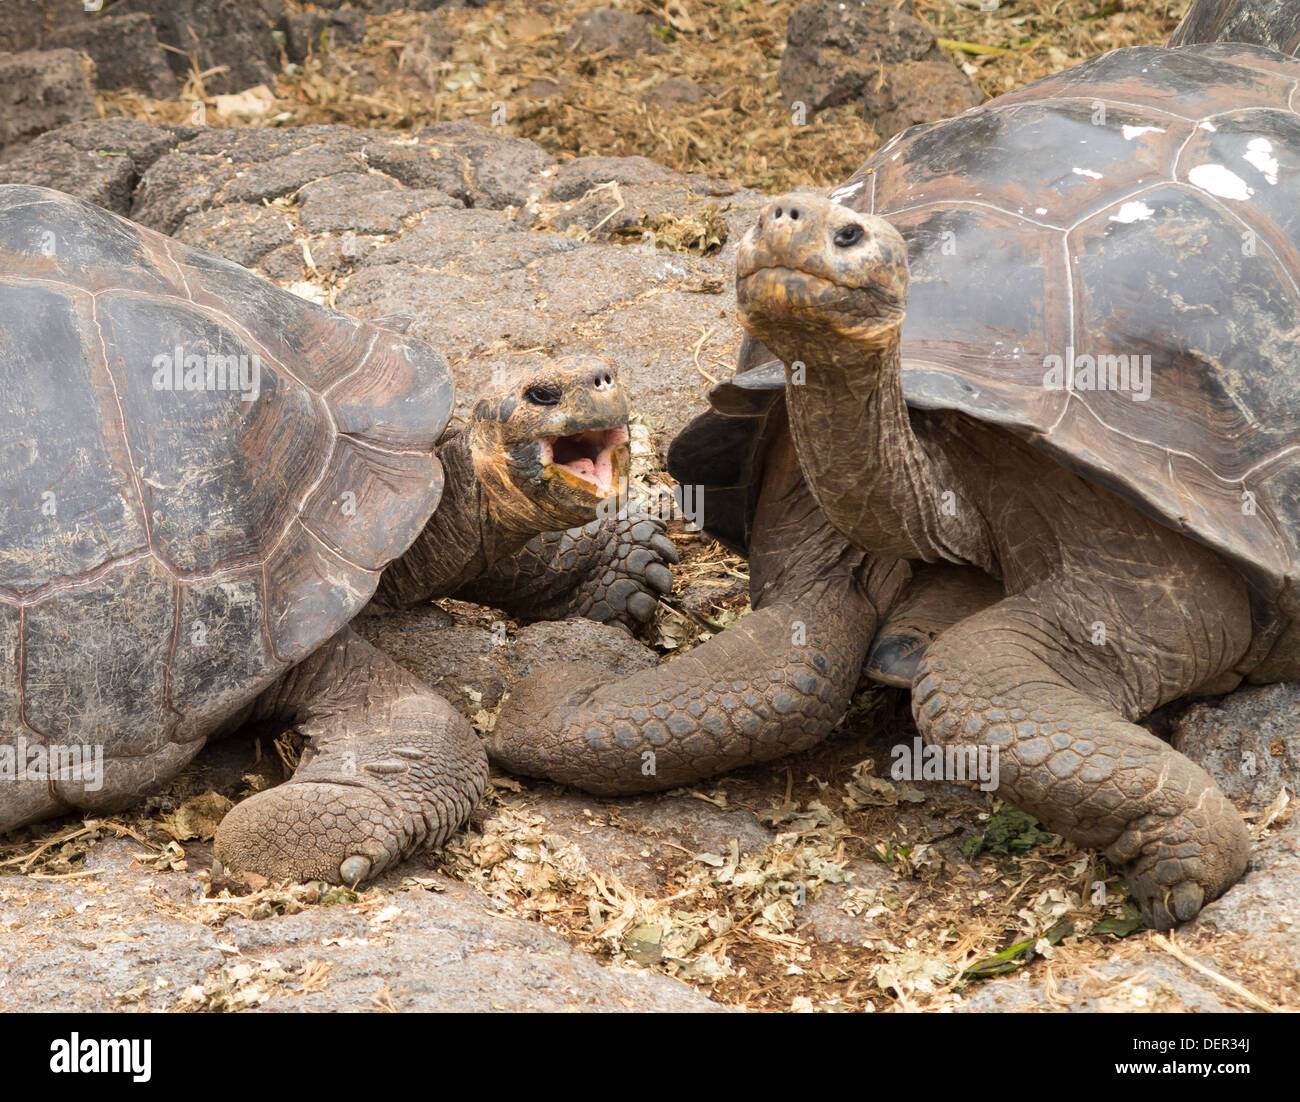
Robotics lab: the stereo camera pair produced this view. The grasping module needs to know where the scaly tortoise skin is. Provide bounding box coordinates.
[490,43,1300,927]
[0,184,676,885]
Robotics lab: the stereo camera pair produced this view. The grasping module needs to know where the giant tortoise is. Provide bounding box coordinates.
[491,42,1300,927]
[0,184,676,885]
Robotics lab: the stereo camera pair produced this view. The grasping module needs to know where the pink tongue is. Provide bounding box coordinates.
[565,458,597,481]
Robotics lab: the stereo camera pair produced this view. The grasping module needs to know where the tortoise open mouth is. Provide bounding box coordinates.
[540,425,629,495]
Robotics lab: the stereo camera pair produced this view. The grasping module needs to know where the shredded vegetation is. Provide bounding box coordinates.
[99,0,1184,192]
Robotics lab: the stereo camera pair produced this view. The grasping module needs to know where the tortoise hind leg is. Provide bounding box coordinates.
[912,556,1254,929]
[865,563,1003,688]
[214,627,487,884]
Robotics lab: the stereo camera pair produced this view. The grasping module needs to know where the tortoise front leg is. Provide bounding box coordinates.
[214,627,487,884]
[489,428,908,792]
[487,571,881,792]
[912,581,1253,929]
[456,513,679,630]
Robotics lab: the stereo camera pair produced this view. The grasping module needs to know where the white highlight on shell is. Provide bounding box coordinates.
[1244,137,1279,185]
[829,180,866,205]
[1110,200,1155,224]
[1188,163,1254,201]
[1121,125,1165,140]
[1072,167,1104,180]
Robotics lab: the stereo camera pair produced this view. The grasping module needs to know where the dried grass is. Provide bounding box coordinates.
[99,0,1183,192]
[427,752,1174,1011]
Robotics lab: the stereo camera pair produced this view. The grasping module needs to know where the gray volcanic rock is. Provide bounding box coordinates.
[0,839,716,1011]
[778,0,983,136]
[0,0,85,53]
[1172,681,1300,810]
[861,58,987,138]
[0,117,197,212]
[114,0,283,95]
[779,0,944,112]
[644,77,722,108]
[355,606,657,712]
[173,203,299,268]
[566,9,663,59]
[47,12,176,96]
[280,9,367,64]
[0,48,97,155]
[1189,816,1300,972]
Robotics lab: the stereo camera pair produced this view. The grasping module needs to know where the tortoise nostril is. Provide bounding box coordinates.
[592,371,615,390]
[790,207,800,220]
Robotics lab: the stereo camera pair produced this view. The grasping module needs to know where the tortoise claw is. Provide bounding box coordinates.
[627,591,659,623]
[650,533,681,564]
[339,855,372,886]
[629,519,662,543]
[1111,798,1249,929]
[645,562,673,594]
[1134,881,1205,930]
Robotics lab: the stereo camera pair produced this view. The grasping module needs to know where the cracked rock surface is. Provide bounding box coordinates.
[0,118,759,440]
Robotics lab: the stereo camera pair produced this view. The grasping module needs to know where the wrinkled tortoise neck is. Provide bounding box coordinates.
[372,430,549,607]
[783,333,992,571]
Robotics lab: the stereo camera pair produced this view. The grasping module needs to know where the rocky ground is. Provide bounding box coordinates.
[1,1,1297,1013]
[2,0,1181,187]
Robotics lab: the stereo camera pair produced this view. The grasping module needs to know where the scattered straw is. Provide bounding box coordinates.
[1150,931,1281,1013]
[98,0,1182,193]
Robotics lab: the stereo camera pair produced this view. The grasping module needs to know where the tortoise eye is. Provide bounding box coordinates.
[524,383,563,406]
[834,224,865,248]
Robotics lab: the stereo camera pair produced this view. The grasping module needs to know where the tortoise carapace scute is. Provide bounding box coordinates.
[1170,0,1300,58]
[0,183,448,799]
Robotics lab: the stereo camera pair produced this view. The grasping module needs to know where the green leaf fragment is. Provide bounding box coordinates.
[1092,903,1145,937]
[961,918,1075,982]
[961,807,1056,861]
[624,923,664,964]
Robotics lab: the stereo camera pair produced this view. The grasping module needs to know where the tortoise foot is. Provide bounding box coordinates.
[456,513,678,631]
[1107,795,1251,930]
[590,513,680,626]
[214,629,488,884]
[214,779,426,885]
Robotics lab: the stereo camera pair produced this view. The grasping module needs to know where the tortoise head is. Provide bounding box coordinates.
[467,354,631,533]
[736,193,910,366]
